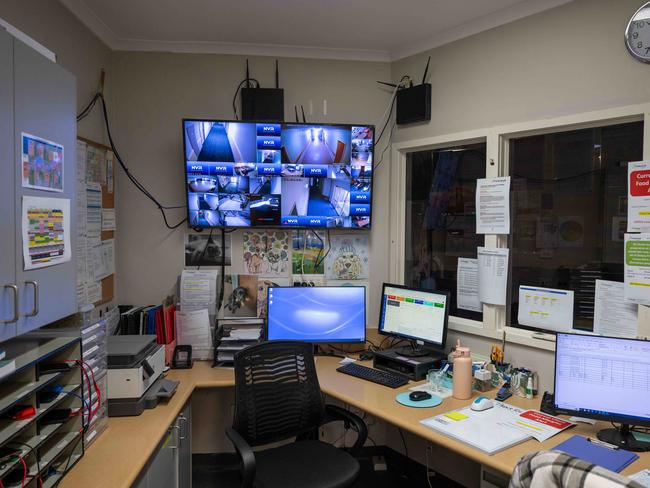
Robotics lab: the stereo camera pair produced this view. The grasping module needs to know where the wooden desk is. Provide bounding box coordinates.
[61,359,650,487]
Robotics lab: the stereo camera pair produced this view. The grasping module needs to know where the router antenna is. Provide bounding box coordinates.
[422,56,431,84]
[246,59,251,88]
[294,105,299,123]
[301,105,306,123]
[275,60,280,89]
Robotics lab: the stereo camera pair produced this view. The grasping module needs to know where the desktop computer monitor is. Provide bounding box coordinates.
[266,286,366,343]
[554,333,650,451]
[377,283,449,357]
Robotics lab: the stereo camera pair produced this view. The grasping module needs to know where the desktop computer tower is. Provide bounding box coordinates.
[373,348,444,380]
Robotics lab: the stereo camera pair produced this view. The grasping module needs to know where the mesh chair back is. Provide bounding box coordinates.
[232,341,325,446]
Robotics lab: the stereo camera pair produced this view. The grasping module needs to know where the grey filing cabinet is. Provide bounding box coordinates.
[0,26,77,338]
[0,28,17,341]
[133,401,192,488]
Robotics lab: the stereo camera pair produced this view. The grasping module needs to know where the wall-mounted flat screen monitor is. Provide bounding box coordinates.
[183,120,373,229]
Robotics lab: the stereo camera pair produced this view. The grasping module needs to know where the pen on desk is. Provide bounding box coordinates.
[587,437,619,450]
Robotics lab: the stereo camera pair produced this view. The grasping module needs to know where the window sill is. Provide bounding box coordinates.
[448,318,557,352]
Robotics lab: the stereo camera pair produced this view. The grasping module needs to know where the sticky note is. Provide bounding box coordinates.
[444,412,468,421]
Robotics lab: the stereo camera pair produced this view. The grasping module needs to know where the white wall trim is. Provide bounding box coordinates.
[58,0,120,50]
[112,39,392,63]
[389,0,573,61]
[389,100,650,350]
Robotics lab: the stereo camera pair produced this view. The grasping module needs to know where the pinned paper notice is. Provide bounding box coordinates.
[477,247,509,306]
[476,177,510,234]
[624,233,650,305]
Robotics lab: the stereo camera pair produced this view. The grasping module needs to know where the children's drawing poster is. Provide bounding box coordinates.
[22,133,64,192]
[242,231,289,276]
[292,230,325,275]
[325,235,369,280]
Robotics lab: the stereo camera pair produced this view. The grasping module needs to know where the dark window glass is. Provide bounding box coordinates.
[405,143,486,321]
[509,121,643,332]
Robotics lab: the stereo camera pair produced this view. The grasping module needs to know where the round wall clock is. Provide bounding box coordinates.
[625,2,650,63]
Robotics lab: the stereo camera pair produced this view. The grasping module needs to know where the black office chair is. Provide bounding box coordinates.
[226,341,368,488]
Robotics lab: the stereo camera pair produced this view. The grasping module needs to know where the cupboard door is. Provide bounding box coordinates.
[177,401,192,488]
[148,427,179,488]
[0,28,17,340]
[13,38,77,334]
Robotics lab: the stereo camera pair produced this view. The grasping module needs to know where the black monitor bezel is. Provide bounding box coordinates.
[182,118,375,230]
[266,285,367,344]
[377,282,450,352]
[553,332,650,427]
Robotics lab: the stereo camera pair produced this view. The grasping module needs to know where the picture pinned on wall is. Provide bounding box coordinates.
[292,275,325,287]
[292,230,325,275]
[22,196,71,270]
[85,144,105,185]
[242,230,289,276]
[325,235,369,280]
[21,133,64,192]
[257,277,291,318]
[223,274,258,318]
[185,233,231,267]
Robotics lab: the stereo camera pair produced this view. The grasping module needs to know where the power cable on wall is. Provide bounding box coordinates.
[77,92,187,230]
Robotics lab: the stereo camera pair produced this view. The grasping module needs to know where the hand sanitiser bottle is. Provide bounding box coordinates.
[452,339,472,400]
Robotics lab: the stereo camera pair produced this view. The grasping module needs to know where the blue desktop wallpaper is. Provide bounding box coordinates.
[267,287,365,343]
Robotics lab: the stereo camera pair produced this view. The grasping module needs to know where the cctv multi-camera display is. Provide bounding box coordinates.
[183,120,374,229]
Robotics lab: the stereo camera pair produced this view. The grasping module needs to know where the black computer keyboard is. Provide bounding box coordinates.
[336,363,409,388]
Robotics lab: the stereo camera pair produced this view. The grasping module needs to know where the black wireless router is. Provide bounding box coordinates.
[241,60,284,122]
[383,56,431,125]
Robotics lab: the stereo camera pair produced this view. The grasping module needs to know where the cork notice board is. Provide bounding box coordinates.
[79,136,115,305]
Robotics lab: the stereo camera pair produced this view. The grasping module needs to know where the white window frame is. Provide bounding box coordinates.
[390,102,650,352]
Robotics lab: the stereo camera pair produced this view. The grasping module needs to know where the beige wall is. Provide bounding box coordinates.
[110,51,392,326]
[390,0,650,393]
[391,0,649,141]
[0,0,111,144]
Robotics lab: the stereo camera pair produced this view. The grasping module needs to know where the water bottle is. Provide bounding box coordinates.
[452,339,472,400]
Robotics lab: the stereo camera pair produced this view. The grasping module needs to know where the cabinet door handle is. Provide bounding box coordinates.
[168,426,180,449]
[24,281,39,317]
[1,285,19,324]
[178,415,188,440]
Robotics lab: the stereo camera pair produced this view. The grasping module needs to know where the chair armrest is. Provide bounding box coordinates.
[226,427,256,488]
[322,404,368,456]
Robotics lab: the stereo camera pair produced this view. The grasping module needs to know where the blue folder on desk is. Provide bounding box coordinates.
[553,435,639,473]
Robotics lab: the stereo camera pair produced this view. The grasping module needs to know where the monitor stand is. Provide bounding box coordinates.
[597,424,650,452]
[394,343,435,358]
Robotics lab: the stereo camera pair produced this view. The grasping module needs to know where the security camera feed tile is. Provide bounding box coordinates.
[184,121,372,228]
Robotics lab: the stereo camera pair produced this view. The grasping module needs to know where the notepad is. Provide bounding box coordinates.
[553,435,639,473]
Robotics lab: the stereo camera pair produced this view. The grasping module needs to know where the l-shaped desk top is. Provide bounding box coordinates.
[61,358,650,488]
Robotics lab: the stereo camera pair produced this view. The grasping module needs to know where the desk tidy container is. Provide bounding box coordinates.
[452,339,472,400]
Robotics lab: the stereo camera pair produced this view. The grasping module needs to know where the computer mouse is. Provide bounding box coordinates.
[409,391,432,402]
[359,351,374,361]
[470,396,494,411]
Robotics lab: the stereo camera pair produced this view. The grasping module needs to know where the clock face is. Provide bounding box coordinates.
[626,3,650,62]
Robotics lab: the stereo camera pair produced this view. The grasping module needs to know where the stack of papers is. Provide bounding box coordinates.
[421,403,574,455]
[215,318,264,363]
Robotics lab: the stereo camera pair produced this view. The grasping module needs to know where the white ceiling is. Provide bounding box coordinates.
[59,0,572,61]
